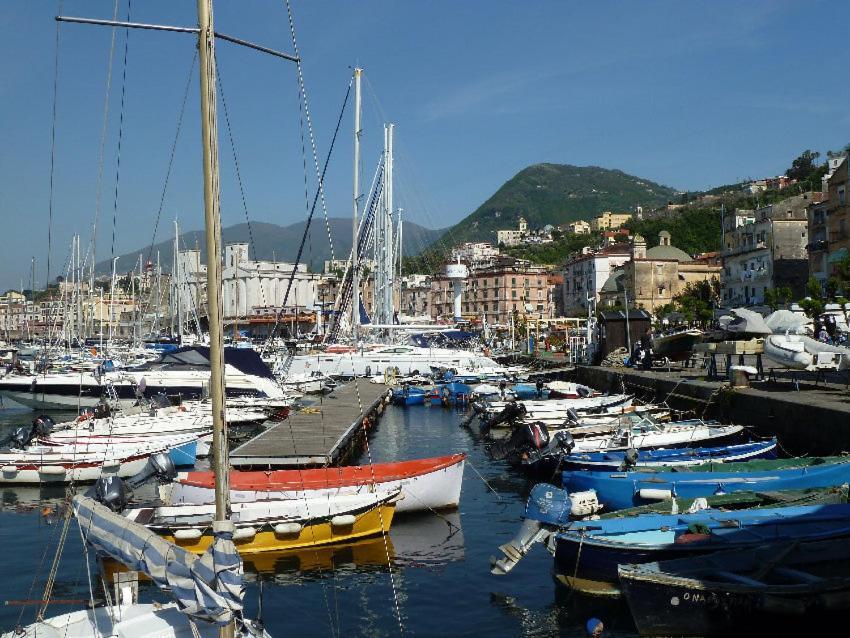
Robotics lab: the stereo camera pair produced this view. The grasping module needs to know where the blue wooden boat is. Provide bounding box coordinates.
[554,502,850,596]
[169,439,198,468]
[391,385,428,406]
[561,438,778,471]
[511,383,549,400]
[562,456,850,511]
[619,537,850,636]
[489,482,850,578]
[435,381,473,404]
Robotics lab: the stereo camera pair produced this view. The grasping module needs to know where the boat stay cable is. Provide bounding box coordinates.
[261,80,352,352]
[345,355,405,635]
[108,0,133,301]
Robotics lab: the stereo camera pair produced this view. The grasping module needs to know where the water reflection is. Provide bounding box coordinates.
[242,510,466,582]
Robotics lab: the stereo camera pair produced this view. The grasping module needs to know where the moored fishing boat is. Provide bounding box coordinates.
[561,437,777,471]
[122,490,400,554]
[618,537,850,636]
[563,456,850,511]
[553,502,850,596]
[651,329,702,362]
[163,453,466,514]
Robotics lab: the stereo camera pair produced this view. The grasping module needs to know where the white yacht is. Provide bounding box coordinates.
[0,346,285,410]
[286,344,500,378]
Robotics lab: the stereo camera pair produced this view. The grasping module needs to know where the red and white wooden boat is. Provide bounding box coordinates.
[162,453,466,514]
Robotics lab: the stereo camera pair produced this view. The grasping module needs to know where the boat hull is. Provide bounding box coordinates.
[167,454,466,514]
[563,458,850,511]
[161,502,397,554]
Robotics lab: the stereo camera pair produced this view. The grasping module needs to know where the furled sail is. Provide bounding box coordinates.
[73,495,243,626]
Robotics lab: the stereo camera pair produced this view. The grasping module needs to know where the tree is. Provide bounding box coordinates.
[806,277,823,300]
[786,150,821,181]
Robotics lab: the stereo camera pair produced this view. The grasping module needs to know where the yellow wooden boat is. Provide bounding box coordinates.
[123,490,399,555]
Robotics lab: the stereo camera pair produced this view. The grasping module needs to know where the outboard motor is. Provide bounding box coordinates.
[93,475,128,512]
[621,447,640,470]
[151,393,171,409]
[93,402,111,420]
[487,421,550,464]
[32,415,55,437]
[491,483,572,575]
[576,384,591,398]
[8,426,33,450]
[482,401,527,433]
[125,452,177,489]
[535,378,545,398]
[564,407,580,424]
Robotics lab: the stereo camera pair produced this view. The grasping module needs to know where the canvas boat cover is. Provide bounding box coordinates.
[725,308,771,335]
[765,309,811,334]
[74,495,243,626]
[139,346,275,380]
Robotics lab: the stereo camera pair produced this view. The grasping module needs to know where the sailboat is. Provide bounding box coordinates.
[1,2,282,636]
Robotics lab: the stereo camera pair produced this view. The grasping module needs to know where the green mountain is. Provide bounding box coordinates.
[97,218,444,276]
[436,163,678,247]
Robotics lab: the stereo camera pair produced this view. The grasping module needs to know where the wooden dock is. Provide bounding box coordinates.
[230,381,390,468]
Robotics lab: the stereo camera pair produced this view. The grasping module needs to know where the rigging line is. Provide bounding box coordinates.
[83,0,121,285]
[346,370,405,636]
[139,51,197,319]
[264,81,352,349]
[109,0,133,269]
[45,0,65,292]
[284,0,336,264]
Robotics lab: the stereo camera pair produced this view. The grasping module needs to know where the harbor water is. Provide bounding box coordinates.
[0,399,634,637]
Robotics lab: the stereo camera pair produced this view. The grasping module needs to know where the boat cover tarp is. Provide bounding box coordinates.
[151,346,274,380]
[726,307,771,335]
[73,495,243,626]
[765,309,810,334]
[409,330,476,347]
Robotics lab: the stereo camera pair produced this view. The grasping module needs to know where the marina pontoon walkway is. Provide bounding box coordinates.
[230,381,389,468]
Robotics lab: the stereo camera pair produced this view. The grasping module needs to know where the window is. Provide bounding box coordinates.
[512,290,517,299]
[840,186,846,207]
[511,277,516,285]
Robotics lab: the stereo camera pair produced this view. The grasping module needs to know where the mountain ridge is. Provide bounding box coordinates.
[432,163,679,248]
[96,218,444,276]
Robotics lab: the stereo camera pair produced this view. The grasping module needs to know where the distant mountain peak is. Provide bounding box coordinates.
[431,163,677,248]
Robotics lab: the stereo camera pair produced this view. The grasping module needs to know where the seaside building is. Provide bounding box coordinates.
[590,211,632,231]
[559,244,631,316]
[721,193,811,306]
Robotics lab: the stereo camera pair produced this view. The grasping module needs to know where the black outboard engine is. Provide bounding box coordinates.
[93,475,128,512]
[564,407,580,424]
[125,452,177,489]
[621,447,639,470]
[33,415,55,437]
[8,426,33,450]
[488,421,551,464]
[483,402,527,434]
[151,393,171,409]
[576,385,591,398]
[93,403,111,420]
[535,378,545,398]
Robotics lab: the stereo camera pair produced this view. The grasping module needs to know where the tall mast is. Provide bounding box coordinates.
[174,219,182,339]
[384,123,394,326]
[351,67,362,340]
[196,0,231,544]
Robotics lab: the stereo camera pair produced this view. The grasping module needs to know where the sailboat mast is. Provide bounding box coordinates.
[351,67,362,340]
[196,0,230,528]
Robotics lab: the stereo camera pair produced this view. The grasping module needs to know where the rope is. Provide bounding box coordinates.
[140,51,197,315]
[285,0,335,265]
[109,0,133,271]
[45,0,65,291]
[37,500,74,621]
[465,458,502,500]
[263,80,352,349]
[344,359,405,636]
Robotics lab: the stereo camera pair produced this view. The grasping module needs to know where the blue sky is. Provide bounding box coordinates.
[1,0,849,291]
